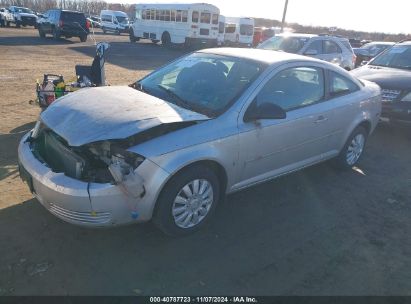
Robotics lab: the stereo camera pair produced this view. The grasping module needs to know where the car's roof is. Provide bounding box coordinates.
[278,33,317,38]
[199,47,325,65]
[365,41,395,46]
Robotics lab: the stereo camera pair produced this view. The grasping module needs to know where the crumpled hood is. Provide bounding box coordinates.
[352,65,411,90]
[41,86,209,147]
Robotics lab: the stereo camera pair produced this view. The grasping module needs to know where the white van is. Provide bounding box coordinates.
[100,10,130,34]
[217,15,225,46]
[224,17,254,47]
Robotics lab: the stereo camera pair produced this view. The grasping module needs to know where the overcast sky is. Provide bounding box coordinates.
[107,0,410,34]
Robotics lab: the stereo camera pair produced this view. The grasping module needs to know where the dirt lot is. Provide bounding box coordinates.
[0,27,411,296]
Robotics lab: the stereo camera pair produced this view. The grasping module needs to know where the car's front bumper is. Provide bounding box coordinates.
[381,103,411,125]
[18,132,170,227]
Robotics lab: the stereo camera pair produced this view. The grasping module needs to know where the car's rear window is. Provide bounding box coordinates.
[61,12,86,23]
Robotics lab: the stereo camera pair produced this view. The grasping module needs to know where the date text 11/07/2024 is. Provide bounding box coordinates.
[149,297,258,303]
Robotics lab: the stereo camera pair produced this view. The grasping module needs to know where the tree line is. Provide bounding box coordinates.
[0,0,408,41]
[0,0,134,16]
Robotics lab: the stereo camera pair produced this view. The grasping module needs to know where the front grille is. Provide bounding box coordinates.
[21,16,36,24]
[381,89,401,102]
[49,203,111,224]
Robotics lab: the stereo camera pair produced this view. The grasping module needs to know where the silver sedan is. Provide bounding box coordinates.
[18,48,381,235]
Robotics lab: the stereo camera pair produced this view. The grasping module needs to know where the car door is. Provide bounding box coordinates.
[325,70,363,151]
[322,40,344,66]
[234,64,336,189]
[302,39,324,59]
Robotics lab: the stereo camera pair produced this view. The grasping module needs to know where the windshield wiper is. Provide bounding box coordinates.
[157,85,192,109]
[157,85,215,117]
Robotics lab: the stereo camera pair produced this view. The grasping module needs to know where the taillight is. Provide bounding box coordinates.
[59,20,63,27]
[86,19,90,29]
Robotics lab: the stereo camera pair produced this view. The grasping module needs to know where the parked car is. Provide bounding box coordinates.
[257,33,356,70]
[100,10,130,34]
[87,15,101,28]
[8,6,37,28]
[353,41,395,67]
[18,48,381,235]
[0,7,13,27]
[352,41,411,125]
[253,27,279,46]
[37,9,89,42]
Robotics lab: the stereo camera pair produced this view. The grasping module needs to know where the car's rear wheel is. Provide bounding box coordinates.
[16,21,21,28]
[79,35,87,42]
[336,126,367,168]
[161,31,171,48]
[102,26,106,34]
[153,165,220,236]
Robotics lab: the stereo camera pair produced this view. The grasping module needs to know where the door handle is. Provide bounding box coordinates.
[314,116,328,123]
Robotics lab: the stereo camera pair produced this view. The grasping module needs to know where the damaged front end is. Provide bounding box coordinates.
[29,123,147,200]
[28,121,197,199]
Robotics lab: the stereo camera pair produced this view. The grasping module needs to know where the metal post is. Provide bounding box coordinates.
[281,0,289,33]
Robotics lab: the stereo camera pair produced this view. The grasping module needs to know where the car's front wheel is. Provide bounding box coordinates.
[79,35,87,42]
[154,165,220,236]
[336,126,368,168]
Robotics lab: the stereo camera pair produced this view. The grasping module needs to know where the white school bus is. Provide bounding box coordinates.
[130,3,220,48]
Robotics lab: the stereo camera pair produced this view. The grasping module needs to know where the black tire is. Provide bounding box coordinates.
[52,28,60,40]
[151,39,159,44]
[129,29,139,43]
[6,21,10,27]
[102,26,106,34]
[161,31,171,48]
[115,28,120,35]
[335,126,368,169]
[153,165,221,236]
[38,27,45,38]
[0,19,4,27]
[79,35,87,42]
[16,21,21,28]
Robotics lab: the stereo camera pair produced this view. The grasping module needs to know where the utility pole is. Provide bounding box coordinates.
[281,0,289,33]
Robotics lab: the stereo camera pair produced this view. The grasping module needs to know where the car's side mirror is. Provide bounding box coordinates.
[244,101,286,122]
[361,60,369,66]
[304,49,318,56]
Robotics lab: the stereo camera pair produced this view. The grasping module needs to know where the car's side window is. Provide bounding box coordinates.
[324,40,342,54]
[329,71,360,97]
[255,66,325,112]
[305,40,323,54]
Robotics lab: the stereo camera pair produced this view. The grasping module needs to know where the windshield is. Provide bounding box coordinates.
[16,7,33,14]
[240,24,253,36]
[258,36,309,53]
[116,16,128,24]
[370,45,411,70]
[138,53,266,117]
